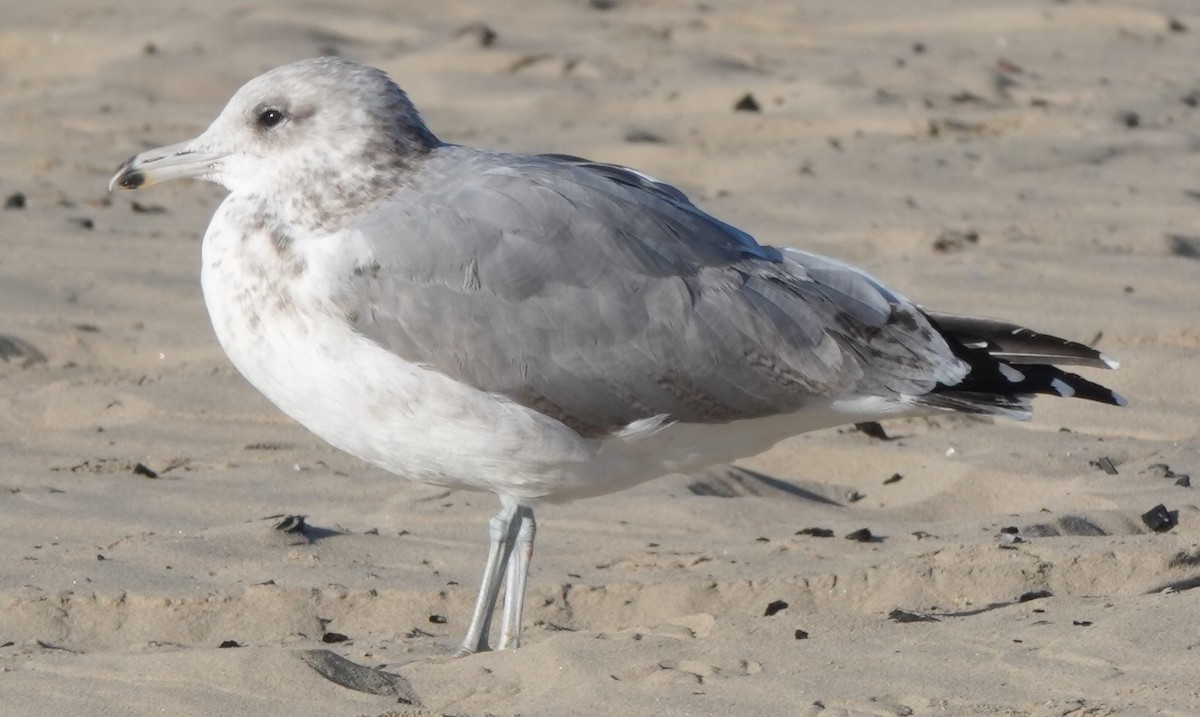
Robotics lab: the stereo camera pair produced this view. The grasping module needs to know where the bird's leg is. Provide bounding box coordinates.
[456,499,521,656]
[497,506,536,650]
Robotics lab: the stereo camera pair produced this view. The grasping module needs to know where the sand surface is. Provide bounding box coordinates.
[2,0,1199,715]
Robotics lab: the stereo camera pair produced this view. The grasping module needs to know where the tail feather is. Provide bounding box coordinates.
[913,311,1126,416]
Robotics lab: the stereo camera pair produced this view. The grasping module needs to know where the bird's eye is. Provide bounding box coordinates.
[257,108,286,129]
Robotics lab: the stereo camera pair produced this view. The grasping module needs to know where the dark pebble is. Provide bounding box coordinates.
[755,536,770,543]
[795,527,834,538]
[763,600,789,617]
[130,200,166,214]
[733,93,761,113]
[1119,111,1140,128]
[69,217,94,230]
[793,629,809,640]
[218,640,242,648]
[132,462,159,479]
[428,614,448,624]
[4,192,25,209]
[1018,590,1052,603]
[1167,234,1200,259]
[1182,91,1199,108]
[1143,463,1190,487]
[888,608,938,623]
[1,641,13,648]
[845,528,874,542]
[143,41,158,55]
[883,473,903,485]
[933,229,980,253]
[590,0,618,9]
[96,554,107,561]
[1168,17,1187,33]
[1072,620,1093,626]
[321,632,349,643]
[1141,504,1177,533]
[1000,526,1020,535]
[854,421,888,440]
[949,90,986,104]
[624,129,665,144]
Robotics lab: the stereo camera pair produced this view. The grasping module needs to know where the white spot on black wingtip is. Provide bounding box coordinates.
[1111,391,1129,407]
[1099,353,1120,370]
[1050,378,1076,397]
[998,364,1025,383]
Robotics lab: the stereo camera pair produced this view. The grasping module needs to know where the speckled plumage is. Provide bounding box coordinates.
[109,57,1123,653]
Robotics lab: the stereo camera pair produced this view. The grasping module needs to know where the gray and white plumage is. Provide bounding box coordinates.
[110,57,1124,654]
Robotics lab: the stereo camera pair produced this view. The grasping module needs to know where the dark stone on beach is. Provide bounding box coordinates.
[131,200,167,214]
[428,614,448,624]
[624,129,665,144]
[845,528,874,542]
[1141,504,1177,532]
[933,229,979,253]
[796,527,834,538]
[1167,235,1200,259]
[734,93,761,113]
[883,473,903,484]
[0,334,47,366]
[4,192,25,209]
[132,462,159,479]
[1018,590,1052,603]
[854,421,889,440]
[888,609,938,623]
[764,600,789,617]
[321,632,349,644]
[794,629,809,640]
[218,640,242,648]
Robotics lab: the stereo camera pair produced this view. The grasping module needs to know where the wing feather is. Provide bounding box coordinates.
[337,147,963,435]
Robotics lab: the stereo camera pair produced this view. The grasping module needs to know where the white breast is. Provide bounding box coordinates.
[199,196,604,498]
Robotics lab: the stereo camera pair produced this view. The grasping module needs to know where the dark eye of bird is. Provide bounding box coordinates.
[258,108,286,128]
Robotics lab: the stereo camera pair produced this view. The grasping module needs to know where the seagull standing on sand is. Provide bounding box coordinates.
[110,57,1123,655]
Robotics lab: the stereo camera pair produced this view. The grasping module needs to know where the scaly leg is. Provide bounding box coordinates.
[455,499,521,656]
[497,506,536,650]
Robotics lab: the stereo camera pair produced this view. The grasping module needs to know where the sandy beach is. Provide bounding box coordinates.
[2,0,1198,714]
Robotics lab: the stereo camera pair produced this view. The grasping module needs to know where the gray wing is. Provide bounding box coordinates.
[338,148,965,436]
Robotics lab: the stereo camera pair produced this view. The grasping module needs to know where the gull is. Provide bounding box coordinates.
[109,57,1124,655]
